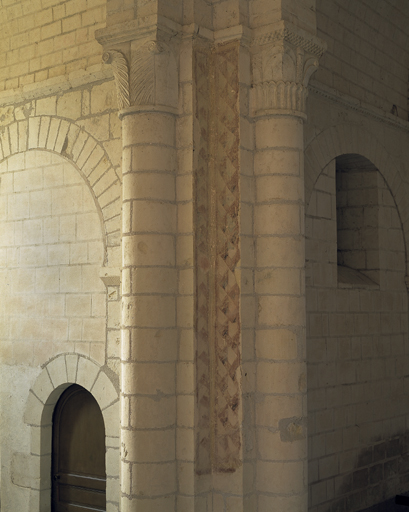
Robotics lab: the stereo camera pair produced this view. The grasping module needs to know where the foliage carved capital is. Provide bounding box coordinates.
[252,23,326,118]
[103,37,178,115]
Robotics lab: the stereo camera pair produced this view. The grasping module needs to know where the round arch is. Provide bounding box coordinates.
[0,116,121,257]
[23,354,120,512]
[305,123,409,270]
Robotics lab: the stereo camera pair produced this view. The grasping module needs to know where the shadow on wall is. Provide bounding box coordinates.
[306,147,409,512]
[333,433,409,512]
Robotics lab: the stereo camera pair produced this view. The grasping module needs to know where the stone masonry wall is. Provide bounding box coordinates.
[306,6,409,506]
[0,75,122,510]
[2,1,409,511]
[306,147,409,512]
[314,0,409,121]
[0,150,106,365]
[0,0,106,91]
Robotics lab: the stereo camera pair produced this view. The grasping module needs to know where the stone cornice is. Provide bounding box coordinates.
[252,20,327,58]
[95,15,181,48]
[182,23,252,46]
[309,79,409,132]
[182,21,319,51]
[215,25,252,46]
[0,65,113,107]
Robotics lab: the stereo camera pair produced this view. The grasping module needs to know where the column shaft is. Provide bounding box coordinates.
[254,115,308,512]
[121,111,177,511]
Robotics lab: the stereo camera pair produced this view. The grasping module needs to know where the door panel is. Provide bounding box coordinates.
[52,385,106,512]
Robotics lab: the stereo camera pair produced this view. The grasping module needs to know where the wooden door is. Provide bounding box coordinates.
[52,385,106,512]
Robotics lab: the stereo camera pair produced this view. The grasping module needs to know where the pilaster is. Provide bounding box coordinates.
[191,25,251,512]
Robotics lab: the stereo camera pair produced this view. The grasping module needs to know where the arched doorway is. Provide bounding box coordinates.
[52,384,106,511]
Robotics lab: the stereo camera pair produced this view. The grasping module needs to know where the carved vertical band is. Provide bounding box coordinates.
[195,41,241,474]
[213,42,241,473]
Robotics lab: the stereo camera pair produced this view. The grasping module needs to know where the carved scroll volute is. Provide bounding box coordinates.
[252,29,325,118]
[102,50,130,110]
[130,40,178,110]
[103,40,178,112]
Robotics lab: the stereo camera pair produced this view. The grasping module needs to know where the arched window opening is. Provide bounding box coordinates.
[336,154,380,287]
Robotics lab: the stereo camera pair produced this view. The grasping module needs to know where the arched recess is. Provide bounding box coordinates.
[305,125,409,512]
[23,354,120,512]
[304,123,409,271]
[0,116,121,258]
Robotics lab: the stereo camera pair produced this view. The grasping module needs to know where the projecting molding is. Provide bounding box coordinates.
[95,16,181,47]
[310,80,409,132]
[99,267,121,287]
[0,65,113,107]
[252,20,327,57]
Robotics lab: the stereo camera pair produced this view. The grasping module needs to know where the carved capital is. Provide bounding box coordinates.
[129,38,178,110]
[102,37,178,114]
[252,24,326,118]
